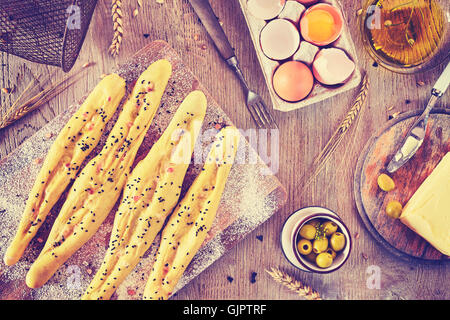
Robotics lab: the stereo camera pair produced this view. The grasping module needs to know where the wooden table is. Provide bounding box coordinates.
[0,0,448,300]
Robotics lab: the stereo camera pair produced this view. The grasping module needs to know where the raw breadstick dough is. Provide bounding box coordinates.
[4,74,126,266]
[143,126,240,300]
[82,90,207,300]
[25,59,172,289]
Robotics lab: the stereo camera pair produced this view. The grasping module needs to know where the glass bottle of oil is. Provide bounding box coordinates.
[363,0,445,67]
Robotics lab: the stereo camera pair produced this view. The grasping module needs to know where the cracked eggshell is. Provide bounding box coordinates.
[312,48,355,85]
[278,1,306,24]
[247,0,286,20]
[260,19,300,61]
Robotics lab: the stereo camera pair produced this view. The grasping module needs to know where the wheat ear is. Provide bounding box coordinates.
[0,63,93,130]
[302,73,370,190]
[109,0,124,57]
[265,267,322,300]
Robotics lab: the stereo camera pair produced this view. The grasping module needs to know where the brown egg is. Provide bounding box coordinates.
[272,61,314,102]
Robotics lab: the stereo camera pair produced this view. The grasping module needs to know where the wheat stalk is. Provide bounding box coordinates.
[109,0,124,57]
[0,78,79,130]
[265,267,322,300]
[302,73,370,191]
[2,76,38,120]
[0,63,94,130]
[1,69,61,123]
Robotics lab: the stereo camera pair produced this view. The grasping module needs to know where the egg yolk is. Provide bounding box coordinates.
[304,10,335,43]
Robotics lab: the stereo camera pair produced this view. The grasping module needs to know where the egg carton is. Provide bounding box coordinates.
[238,0,362,112]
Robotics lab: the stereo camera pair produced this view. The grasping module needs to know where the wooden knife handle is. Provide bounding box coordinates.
[189,0,235,60]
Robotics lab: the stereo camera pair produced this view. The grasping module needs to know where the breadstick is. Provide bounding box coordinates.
[3,74,126,266]
[82,90,207,300]
[25,59,172,289]
[143,126,240,300]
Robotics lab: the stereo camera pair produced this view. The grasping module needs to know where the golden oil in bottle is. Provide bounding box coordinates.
[363,0,445,67]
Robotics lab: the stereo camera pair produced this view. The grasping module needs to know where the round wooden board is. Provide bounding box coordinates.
[354,108,450,263]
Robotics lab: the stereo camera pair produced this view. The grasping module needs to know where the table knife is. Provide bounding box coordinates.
[386,61,450,173]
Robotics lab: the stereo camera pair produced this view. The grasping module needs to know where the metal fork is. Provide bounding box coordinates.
[189,0,278,129]
[226,56,278,128]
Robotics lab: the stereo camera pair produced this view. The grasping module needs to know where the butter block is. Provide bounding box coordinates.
[400,152,450,256]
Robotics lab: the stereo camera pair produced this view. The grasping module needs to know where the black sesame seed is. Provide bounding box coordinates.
[250,272,257,283]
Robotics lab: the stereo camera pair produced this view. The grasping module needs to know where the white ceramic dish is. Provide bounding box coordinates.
[280,206,352,273]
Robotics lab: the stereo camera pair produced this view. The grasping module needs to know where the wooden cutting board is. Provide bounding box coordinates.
[354,109,449,263]
[0,40,287,300]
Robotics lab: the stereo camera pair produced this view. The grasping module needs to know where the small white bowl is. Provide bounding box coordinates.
[280,206,352,273]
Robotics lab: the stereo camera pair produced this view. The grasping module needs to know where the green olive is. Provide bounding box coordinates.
[322,221,338,236]
[306,219,321,228]
[312,237,328,254]
[297,239,312,255]
[299,224,317,240]
[316,252,333,268]
[385,200,403,219]
[330,232,346,251]
[377,173,395,192]
[325,247,337,259]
